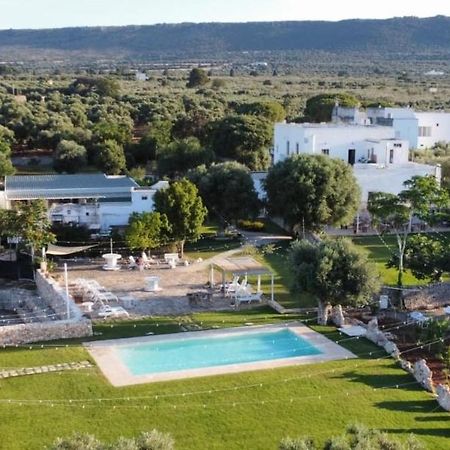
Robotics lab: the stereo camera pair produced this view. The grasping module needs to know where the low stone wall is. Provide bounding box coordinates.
[365,318,449,412]
[0,319,92,345]
[403,283,450,310]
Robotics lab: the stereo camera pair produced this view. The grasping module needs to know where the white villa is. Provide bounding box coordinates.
[273,122,408,166]
[0,174,168,232]
[332,105,450,150]
[264,114,442,207]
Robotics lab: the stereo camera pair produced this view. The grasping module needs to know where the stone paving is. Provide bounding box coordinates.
[0,360,93,379]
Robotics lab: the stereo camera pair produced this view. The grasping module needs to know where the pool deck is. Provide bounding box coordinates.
[85,323,356,386]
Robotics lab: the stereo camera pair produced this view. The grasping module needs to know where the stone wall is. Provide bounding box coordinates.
[403,283,450,310]
[35,270,82,320]
[0,319,92,345]
[0,271,92,345]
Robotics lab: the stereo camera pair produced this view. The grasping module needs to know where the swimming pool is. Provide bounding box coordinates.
[86,324,356,386]
[117,328,322,375]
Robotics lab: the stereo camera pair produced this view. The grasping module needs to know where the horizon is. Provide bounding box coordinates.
[0,0,448,30]
[0,14,448,32]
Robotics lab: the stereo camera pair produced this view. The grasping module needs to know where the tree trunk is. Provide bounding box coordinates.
[179,240,185,259]
[317,301,332,325]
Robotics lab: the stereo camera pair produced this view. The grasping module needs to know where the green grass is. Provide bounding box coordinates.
[256,242,316,309]
[1,326,448,450]
[352,232,450,286]
[184,236,242,260]
[1,238,449,449]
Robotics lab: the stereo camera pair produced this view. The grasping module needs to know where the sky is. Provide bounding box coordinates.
[0,0,448,30]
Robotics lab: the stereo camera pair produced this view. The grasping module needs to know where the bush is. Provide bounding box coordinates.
[237,219,265,231]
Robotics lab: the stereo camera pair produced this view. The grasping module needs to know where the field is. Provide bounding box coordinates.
[0,309,448,449]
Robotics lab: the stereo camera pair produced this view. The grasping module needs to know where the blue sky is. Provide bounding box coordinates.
[0,0,448,29]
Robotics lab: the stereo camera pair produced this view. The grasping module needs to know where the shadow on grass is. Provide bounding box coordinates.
[415,415,450,422]
[381,427,450,438]
[337,369,421,391]
[375,399,440,413]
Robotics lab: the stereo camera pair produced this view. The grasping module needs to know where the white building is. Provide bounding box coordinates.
[273,122,409,166]
[262,121,440,210]
[333,105,450,150]
[2,174,168,232]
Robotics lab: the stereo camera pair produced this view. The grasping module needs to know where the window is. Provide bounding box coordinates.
[296,142,299,154]
[389,149,394,164]
[286,141,290,156]
[141,196,148,200]
[321,149,329,155]
[86,212,90,216]
[418,126,432,137]
[393,143,402,148]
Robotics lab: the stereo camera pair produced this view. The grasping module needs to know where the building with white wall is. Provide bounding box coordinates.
[273,123,409,166]
[333,105,450,150]
[3,174,168,232]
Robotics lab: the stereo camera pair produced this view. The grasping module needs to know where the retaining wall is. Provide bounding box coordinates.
[0,319,92,345]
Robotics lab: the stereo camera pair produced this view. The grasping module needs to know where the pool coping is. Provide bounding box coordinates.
[84,322,356,386]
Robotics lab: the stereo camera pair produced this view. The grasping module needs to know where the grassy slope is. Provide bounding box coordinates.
[0,310,448,449]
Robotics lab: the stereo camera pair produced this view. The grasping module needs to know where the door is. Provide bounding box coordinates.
[348,149,356,165]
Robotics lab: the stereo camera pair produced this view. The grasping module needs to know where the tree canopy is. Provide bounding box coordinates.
[188,161,260,227]
[368,175,449,286]
[290,238,380,324]
[125,211,170,253]
[208,115,272,171]
[94,139,127,175]
[154,179,207,257]
[157,137,213,178]
[0,200,55,259]
[187,68,209,88]
[304,93,359,122]
[265,154,360,232]
[53,139,87,173]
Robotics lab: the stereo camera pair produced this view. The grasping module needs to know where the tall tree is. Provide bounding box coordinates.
[188,162,260,227]
[125,212,170,254]
[0,200,56,262]
[208,115,273,170]
[154,179,207,257]
[290,238,380,324]
[368,175,449,286]
[131,119,172,164]
[235,101,286,122]
[187,68,209,88]
[304,93,359,122]
[157,137,214,178]
[265,154,360,233]
[94,139,126,174]
[53,140,87,173]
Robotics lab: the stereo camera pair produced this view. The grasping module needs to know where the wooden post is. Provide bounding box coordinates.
[271,274,274,302]
[257,275,261,292]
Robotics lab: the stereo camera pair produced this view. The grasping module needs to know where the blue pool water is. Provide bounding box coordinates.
[116,329,322,375]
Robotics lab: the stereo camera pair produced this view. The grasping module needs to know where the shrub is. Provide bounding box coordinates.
[237,219,265,231]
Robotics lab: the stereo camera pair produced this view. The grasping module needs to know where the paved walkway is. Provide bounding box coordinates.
[0,361,93,379]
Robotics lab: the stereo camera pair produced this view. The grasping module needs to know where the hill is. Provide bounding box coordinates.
[0,16,449,61]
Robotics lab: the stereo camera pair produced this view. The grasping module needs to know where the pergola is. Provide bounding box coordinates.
[210,256,275,301]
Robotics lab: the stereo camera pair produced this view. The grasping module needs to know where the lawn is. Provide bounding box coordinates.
[256,241,316,309]
[0,318,448,450]
[352,232,450,286]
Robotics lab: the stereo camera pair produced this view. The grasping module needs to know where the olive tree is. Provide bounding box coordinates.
[265,155,360,234]
[290,238,380,325]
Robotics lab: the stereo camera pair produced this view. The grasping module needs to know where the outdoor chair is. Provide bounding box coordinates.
[128,256,138,270]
